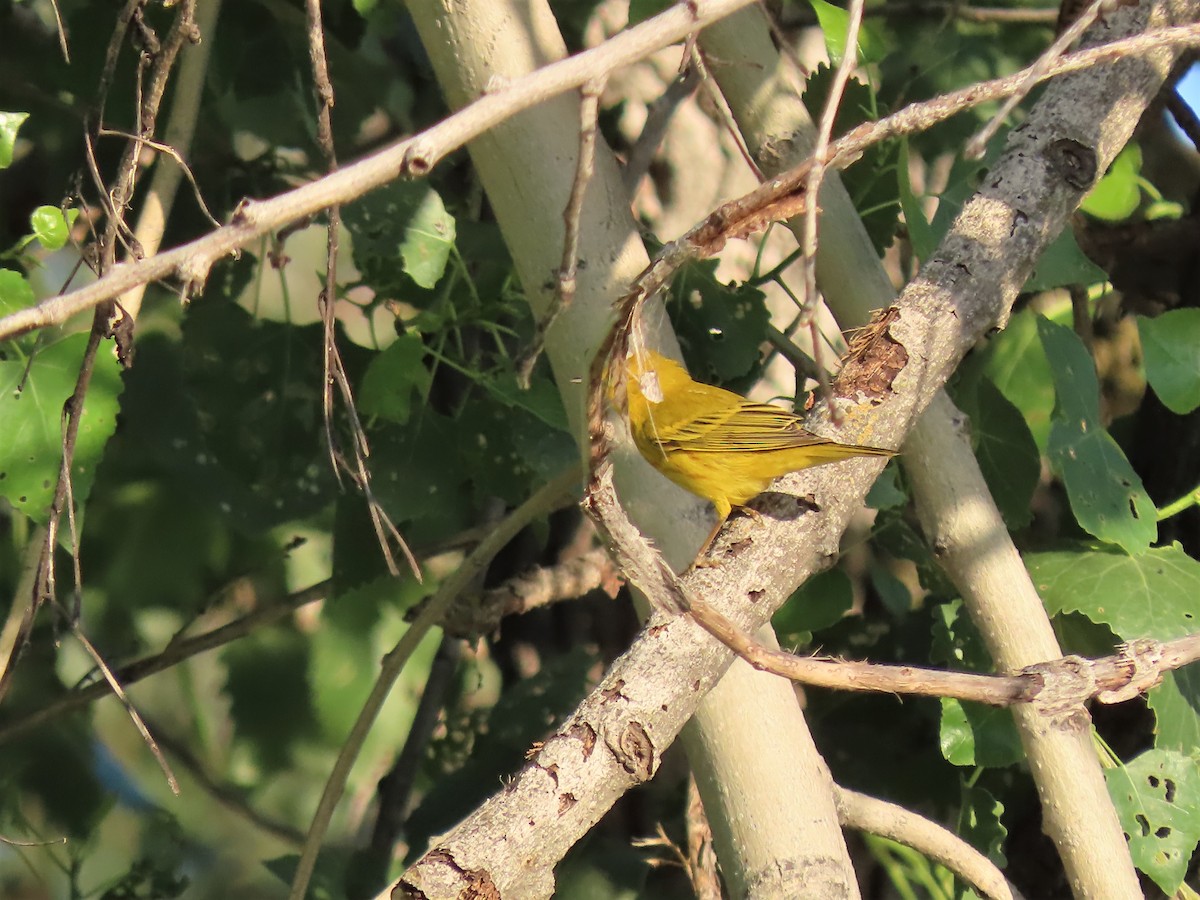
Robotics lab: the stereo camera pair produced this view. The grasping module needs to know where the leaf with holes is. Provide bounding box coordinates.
[0,334,122,526]
[668,258,770,385]
[1027,543,1200,641]
[1107,749,1200,894]
[1037,316,1156,554]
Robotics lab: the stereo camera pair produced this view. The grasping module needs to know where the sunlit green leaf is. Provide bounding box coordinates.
[29,205,69,251]
[808,0,887,65]
[0,111,28,169]
[1027,543,1200,641]
[0,333,122,526]
[1139,309,1200,415]
[1107,749,1200,895]
[0,268,34,316]
[1081,144,1142,222]
[1147,668,1200,754]
[939,698,1023,768]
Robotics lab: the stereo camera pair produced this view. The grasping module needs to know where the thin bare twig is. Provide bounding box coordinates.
[692,43,764,180]
[300,0,420,582]
[622,63,701,194]
[3,2,204,793]
[966,0,1116,158]
[1166,87,1200,152]
[585,460,1200,711]
[95,127,222,230]
[148,716,306,847]
[0,581,330,747]
[6,20,1200,344]
[800,0,866,422]
[364,635,464,877]
[61,615,179,794]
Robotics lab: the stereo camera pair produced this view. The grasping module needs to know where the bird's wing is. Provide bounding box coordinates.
[653,394,821,453]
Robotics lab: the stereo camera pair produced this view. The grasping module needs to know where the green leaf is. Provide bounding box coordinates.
[0,334,123,525]
[774,568,854,640]
[952,374,1040,529]
[1037,316,1156,554]
[0,268,35,316]
[1023,229,1107,293]
[1147,668,1200,754]
[0,111,28,169]
[29,205,70,251]
[869,561,912,617]
[932,601,1023,767]
[628,0,672,25]
[1138,309,1200,414]
[1081,144,1142,222]
[359,332,431,424]
[1106,749,1200,895]
[897,138,936,260]
[959,782,1007,867]
[457,392,577,506]
[939,698,1023,768]
[222,627,318,771]
[345,182,456,293]
[931,599,993,671]
[865,464,906,510]
[483,371,571,433]
[970,309,1055,451]
[119,304,335,531]
[401,188,456,289]
[669,259,771,383]
[807,0,887,66]
[1027,543,1200,641]
[370,412,475,542]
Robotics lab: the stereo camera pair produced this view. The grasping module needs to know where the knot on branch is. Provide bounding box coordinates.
[1096,638,1165,703]
[1025,655,1095,726]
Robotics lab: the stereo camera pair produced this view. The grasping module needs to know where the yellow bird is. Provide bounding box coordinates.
[625,350,894,557]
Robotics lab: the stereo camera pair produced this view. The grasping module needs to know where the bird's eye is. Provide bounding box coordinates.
[640,372,663,403]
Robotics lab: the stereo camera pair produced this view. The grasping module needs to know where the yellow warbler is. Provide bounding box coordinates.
[625,350,894,555]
